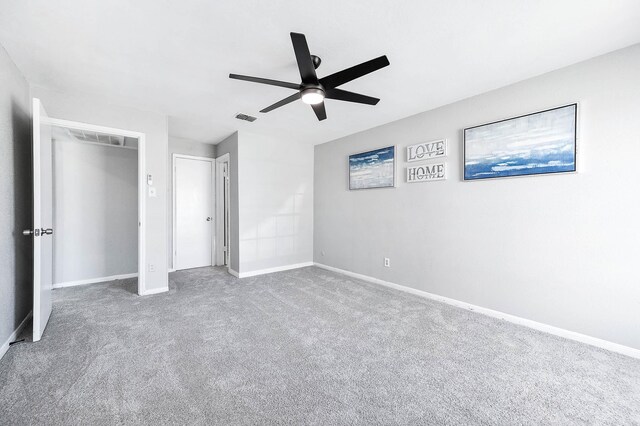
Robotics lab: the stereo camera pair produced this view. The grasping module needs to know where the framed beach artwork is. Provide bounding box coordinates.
[464,104,577,180]
[349,146,395,190]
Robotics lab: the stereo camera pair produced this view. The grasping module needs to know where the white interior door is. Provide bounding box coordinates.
[174,157,213,270]
[31,98,54,342]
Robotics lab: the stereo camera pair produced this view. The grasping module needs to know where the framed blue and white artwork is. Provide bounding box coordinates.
[349,146,395,190]
[464,104,577,180]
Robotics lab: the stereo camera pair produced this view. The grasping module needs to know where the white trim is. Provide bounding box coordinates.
[137,133,146,296]
[1,311,32,360]
[47,118,146,138]
[45,116,147,296]
[54,136,138,151]
[139,286,168,296]
[215,153,231,270]
[314,263,640,360]
[53,273,138,289]
[228,268,240,278]
[235,262,314,278]
[172,154,215,271]
[168,269,176,273]
[172,153,215,162]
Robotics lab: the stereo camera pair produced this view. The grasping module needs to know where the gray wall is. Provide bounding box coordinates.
[53,138,138,283]
[0,44,32,349]
[216,132,239,272]
[238,132,313,272]
[215,131,314,274]
[32,86,169,292]
[314,44,640,350]
[167,136,216,269]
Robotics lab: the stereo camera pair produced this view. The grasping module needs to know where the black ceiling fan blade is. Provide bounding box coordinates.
[311,102,327,121]
[325,88,380,105]
[260,92,301,113]
[319,55,390,90]
[229,74,300,90]
[290,32,318,85]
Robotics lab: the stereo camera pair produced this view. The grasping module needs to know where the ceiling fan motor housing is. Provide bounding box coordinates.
[311,55,321,69]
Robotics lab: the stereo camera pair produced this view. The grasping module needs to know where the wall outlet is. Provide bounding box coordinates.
[148,264,155,272]
[384,258,390,267]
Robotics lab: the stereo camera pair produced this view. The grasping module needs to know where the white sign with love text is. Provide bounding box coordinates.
[406,139,447,162]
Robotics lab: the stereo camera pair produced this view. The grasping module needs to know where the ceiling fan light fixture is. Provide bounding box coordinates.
[301,88,325,105]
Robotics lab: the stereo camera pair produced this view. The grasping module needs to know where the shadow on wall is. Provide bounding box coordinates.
[11,98,33,325]
[239,186,308,268]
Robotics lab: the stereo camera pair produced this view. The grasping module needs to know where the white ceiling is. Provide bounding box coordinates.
[1,1,639,145]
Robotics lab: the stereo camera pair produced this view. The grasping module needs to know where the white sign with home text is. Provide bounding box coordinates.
[406,139,447,162]
[406,162,446,183]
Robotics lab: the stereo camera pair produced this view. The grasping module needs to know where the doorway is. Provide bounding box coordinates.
[172,154,214,270]
[47,118,146,295]
[215,153,230,268]
[51,125,139,288]
[29,98,147,341]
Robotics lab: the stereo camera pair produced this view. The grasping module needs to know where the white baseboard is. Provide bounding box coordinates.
[53,273,138,289]
[228,268,240,278]
[1,311,32,360]
[168,269,176,273]
[139,286,168,296]
[234,262,314,278]
[314,263,640,360]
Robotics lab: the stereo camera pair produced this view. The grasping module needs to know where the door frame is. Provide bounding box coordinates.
[172,154,215,271]
[47,117,147,295]
[215,153,230,269]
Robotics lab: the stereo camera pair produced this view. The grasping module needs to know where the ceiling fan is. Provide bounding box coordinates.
[229,32,390,121]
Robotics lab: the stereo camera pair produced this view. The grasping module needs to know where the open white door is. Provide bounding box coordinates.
[27,98,54,341]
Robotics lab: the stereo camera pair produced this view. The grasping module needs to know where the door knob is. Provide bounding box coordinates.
[23,229,40,236]
[206,217,212,222]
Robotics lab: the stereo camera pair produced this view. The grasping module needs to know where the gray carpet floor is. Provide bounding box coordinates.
[1,266,639,425]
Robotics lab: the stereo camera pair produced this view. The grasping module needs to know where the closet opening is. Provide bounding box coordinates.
[49,121,146,294]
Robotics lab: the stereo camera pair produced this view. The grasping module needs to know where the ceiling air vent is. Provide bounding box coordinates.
[234,113,257,122]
